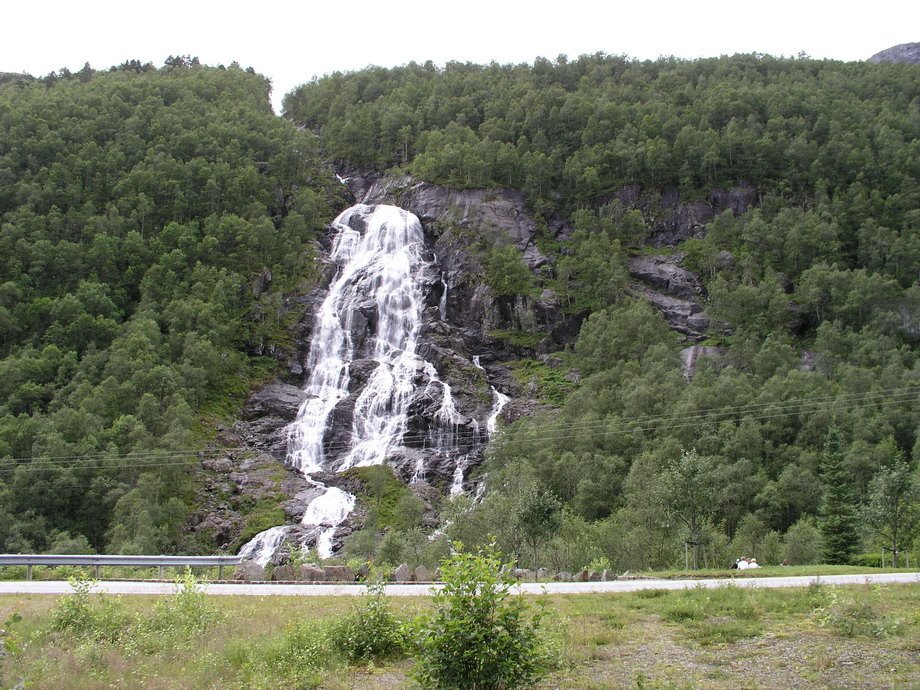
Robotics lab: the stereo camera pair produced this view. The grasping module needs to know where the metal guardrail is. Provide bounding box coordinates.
[0,554,242,581]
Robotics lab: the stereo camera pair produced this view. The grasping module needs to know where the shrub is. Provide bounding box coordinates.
[149,568,220,636]
[49,579,131,643]
[327,581,405,663]
[816,587,903,638]
[411,543,558,690]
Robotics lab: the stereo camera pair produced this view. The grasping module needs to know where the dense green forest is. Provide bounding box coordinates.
[2,52,918,568]
[0,60,340,554]
[287,54,920,571]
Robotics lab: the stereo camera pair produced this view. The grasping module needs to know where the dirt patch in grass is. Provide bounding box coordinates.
[2,584,918,689]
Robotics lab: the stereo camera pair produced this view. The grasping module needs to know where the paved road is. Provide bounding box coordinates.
[1,572,918,597]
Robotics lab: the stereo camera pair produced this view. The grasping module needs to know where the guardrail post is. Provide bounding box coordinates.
[218,564,223,581]
[94,565,101,579]
[158,565,164,579]
[26,565,32,581]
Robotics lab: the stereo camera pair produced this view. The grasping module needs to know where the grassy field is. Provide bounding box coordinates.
[1,578,918,688]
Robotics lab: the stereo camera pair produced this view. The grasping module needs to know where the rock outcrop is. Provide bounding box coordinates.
[607,183,757,246]
[680,345,728,380]
[233,561,265,581]
[869,43,920,64]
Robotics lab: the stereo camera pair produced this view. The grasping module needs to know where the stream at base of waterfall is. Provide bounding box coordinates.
[239,204,509,566]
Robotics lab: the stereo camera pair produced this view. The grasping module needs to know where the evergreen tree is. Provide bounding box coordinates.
[819,428,861,564]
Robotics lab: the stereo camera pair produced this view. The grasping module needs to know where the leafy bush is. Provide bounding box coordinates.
[149,568,220,635]
[327,581,405,663]
[1,611,22,685]
[411,543,558,689]
[49,579,131,643]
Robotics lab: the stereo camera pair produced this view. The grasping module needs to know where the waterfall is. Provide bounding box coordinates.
[238,204,508,563]
[439,275,448,320]
[238,525,290,567]
[487,387,510,436]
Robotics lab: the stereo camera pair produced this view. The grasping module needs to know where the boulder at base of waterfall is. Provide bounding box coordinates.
[271,565,297,581]
[233,561,266,581]
[554,571,573,582]
[575,570,590,582]
[414,565,431,582]
[298,565,326,582]
[392,563,413,582]
[323,565,354,582]
[537,568,550,581]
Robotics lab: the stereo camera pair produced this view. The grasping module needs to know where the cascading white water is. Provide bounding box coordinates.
[473,355,510,436]
[293,204,430,556]
[439,276,448,320]
[487,388,510,435]
[238,525,290,567]
[239,205,508,562]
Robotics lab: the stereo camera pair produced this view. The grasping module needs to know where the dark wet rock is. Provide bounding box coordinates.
[681,345,728,380]
[605,183,758,246]
[244,382,308,421]
[347,359,380,392]
[708,185,758,215]
[634,285,710,341]
[627,254,705,301]
[233,561,266,581]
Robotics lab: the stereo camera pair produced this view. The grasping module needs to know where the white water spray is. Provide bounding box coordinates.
[239,206,514,563]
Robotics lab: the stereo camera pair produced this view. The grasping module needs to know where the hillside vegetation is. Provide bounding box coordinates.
[288,54,920,571]
[0,60,340,555]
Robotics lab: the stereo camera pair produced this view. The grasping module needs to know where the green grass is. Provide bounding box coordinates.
[235,497,286,550]
[505,357,576,406]
[2,583,919,688]
[490,329,543,348]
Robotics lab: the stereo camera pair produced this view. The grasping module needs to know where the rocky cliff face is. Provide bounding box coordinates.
[191,173,755,553]
[605,183,757,246]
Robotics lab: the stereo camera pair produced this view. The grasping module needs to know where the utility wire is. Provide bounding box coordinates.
[3,385,916,465]
[1,387,915,475]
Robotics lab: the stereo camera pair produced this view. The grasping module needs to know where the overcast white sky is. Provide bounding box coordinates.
[4,1,918,112]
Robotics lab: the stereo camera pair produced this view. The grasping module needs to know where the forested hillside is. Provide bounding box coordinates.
[288,54,920,570]
[0,60,340,554]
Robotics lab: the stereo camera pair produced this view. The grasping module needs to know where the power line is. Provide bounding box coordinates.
[1,387,915,475]
[3,385,916,466]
